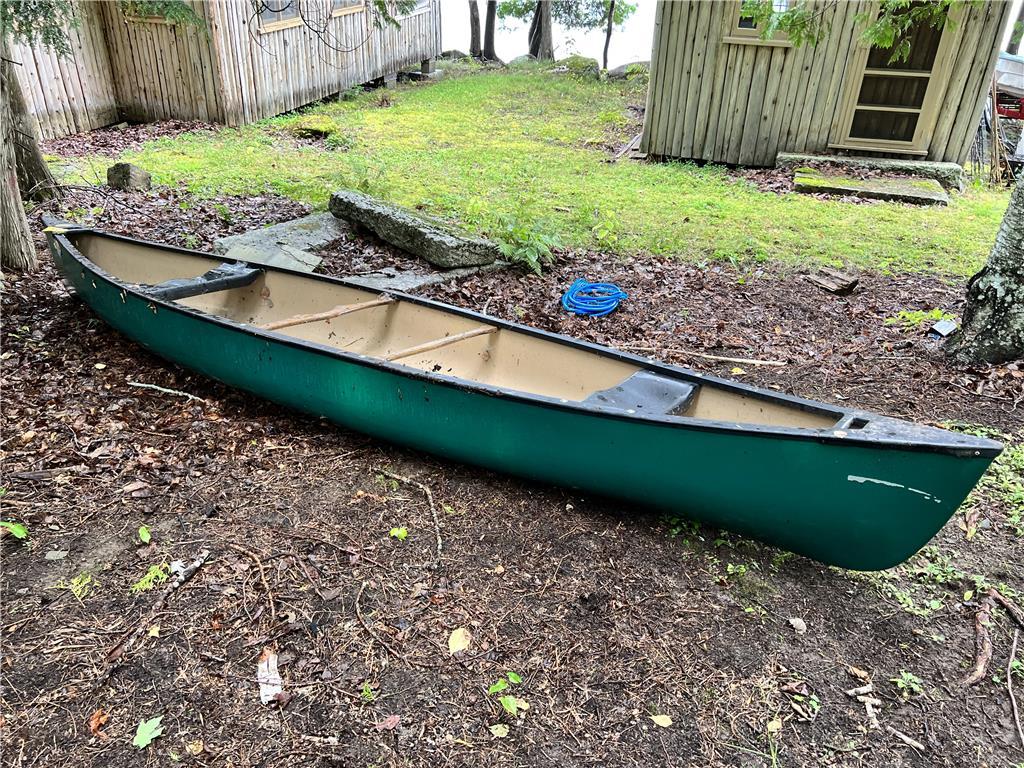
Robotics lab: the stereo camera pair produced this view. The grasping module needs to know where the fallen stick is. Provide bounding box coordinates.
[963,591,996,686]
[845,684,873,697]
[228,543,276,622]
[127,381,207,404]
[886,725,925,752]
[96,549,210,689]
[992,588,1024,629]
[1009,629,1023,750]
[375,468,442,566]
[617,344,786,368]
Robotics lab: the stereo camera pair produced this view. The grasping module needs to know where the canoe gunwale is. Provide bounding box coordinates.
[48,226,1003,460]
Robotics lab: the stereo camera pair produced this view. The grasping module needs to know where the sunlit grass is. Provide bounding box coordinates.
[66,69,1008,276]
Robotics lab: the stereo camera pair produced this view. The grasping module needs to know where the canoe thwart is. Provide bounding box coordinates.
[259,294,395,331]
[144,262,261,301]
[582,370,698,415]
[385,326,498,362]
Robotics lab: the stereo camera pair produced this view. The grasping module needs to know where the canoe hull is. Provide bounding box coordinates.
[52,240,993,571]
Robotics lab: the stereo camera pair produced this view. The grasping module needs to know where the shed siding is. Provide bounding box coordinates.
[9,2,117,139]
[641,0,1012,166]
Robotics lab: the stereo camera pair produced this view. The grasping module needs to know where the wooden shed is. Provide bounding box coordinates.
[10,0,442,140]
[640,0,1013,167]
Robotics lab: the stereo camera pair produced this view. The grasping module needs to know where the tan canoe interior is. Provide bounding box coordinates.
[74,234,841,429]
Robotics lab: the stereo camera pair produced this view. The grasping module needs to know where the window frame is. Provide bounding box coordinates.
[258,0,304,33]
[722,0,792,47]
[331,0,366,18]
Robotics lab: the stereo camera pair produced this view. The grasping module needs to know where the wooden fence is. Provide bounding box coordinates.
[9,0,442,139]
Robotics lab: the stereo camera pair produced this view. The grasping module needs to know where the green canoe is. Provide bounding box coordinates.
[46,223,1001,570]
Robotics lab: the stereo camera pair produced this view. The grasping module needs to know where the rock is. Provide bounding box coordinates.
[106,162,151,191]
[607,60,650,80]
[788,617,807,634]
[213,212,343,272]
[440,49,470,61]
[776,152,966,191]
[793,168,950,205]
[510,54,537,66]
[553,55,600,80]
[329,190,500,269]
[290,114,338,139]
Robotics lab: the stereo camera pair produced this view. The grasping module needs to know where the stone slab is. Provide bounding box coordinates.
[777,152,965,191]
[346,261,507,292]
[329,190,500,269]
[793,169,949,206]
[213,213,347,272]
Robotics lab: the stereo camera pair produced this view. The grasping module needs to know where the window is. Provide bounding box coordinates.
[724,0,792,46]
[332,0,365,16]
[259,0,301,31]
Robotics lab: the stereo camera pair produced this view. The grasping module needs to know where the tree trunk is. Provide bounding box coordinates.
[469,0,481,59]
[3,41,55,204]
[527,1,553,61]
[602,0,615,70]
[482,0,498,61]
[1,39,39,271]
[946,179,1024,365]
[1008,2,1024,55]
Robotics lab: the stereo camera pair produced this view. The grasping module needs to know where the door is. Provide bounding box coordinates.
[833,4,961,155]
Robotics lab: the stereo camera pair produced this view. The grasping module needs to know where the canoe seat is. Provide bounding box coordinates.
[582,371,698,415]
[142,262,261,301]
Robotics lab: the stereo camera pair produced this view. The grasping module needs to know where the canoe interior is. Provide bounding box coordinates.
[74,233,842,430]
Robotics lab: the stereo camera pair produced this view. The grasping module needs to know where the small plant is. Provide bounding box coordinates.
[58,572,98,602]
[325,132,356,151]
[492,214,561,275]
[360,681,377,702]
[890,671,924,698]
[131,562,169,595]
[884,308,954,329]
[212,203,233,224]
[1,520,29,540]
[389,526,409,541]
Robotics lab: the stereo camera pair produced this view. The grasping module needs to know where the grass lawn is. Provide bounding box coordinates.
[68,67,1008,276]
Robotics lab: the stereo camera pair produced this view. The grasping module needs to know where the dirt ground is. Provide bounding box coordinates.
[2,187,1023,768]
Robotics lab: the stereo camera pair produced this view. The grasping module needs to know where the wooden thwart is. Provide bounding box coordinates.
[259,295,394,331]
[385,326,497,362]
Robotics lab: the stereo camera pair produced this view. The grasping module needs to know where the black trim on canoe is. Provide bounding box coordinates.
[46,223,1003,460]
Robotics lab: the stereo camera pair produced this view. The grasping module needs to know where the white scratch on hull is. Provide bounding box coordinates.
[847,475,942,504]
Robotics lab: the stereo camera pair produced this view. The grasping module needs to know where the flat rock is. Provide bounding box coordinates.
[346,261,507,292]
[778,152,965,191]
[793,169,949,206]
[328,190,499,269]
[107,162,151,191]
[607,60,650,80]
[213,213,345,272]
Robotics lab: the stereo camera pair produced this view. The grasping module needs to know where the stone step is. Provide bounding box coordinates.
[792,169,950,206]
[777,152,965,191]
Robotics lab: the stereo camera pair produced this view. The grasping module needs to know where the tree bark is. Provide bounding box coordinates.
[3,41,55,204]
[482,0,498,61]
[602,0,615,70]
[1008,2,1024,55]
[527,1,553,61]
[469,0,482,59]
[1,39,40,271]
[946,179,1024,365]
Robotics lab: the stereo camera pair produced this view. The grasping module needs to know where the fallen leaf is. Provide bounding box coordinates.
[138,525,151,544]
[848,666,870,682]
[132,716,164,748]
[88,708,109,737]
[45,550,69,561]
[94,363,107,370]
[19,430,35,443]
[788,617,807,634]
[389,527,408,541]
[650,714,673,728]
[489,724,509,738]
[488,679,508,695]
[375,714,401,731]
[730,367,746,375]
[147,624,160,638]
[448,627,471,655]
[257,648,284,704]
[506,671,522,685]
[185,740,204,756]
[766,716,783,734]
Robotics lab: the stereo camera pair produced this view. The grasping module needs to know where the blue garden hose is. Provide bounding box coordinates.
[561,279,628,317]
